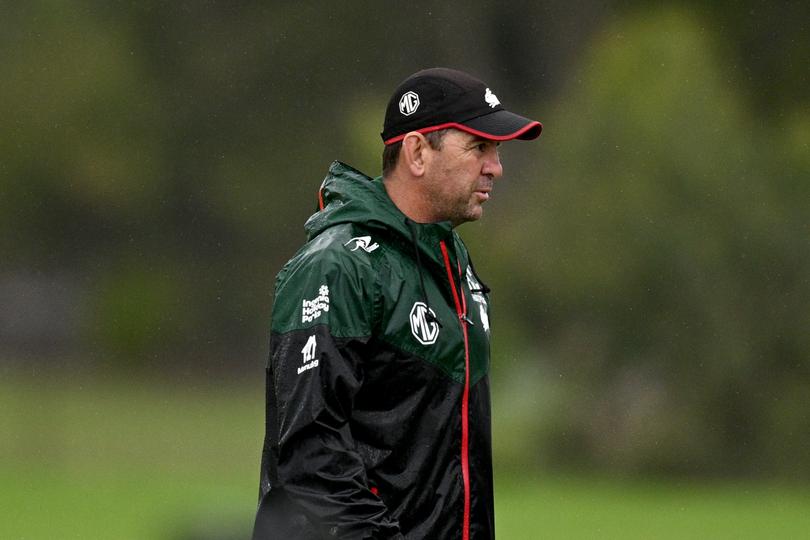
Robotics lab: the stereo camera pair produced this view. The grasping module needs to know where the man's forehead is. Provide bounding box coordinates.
[446,129,493,144]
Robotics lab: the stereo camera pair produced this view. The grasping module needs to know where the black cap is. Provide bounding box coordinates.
[381,67,542,145]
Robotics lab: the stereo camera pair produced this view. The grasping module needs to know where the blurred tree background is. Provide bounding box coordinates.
[1,0,809,537]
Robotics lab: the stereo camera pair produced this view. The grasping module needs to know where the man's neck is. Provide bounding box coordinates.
[382,173,437,224]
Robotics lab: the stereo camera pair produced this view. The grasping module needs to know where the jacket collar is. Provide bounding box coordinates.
[304,161,465,272]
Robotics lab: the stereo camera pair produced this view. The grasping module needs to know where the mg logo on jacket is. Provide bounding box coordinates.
[410,302,439,345]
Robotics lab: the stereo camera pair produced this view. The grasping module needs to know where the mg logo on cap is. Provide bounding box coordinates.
[410,302,439,345]
[399,91,420,116]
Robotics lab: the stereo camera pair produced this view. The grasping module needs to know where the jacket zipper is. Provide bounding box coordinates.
[440,240,471,540]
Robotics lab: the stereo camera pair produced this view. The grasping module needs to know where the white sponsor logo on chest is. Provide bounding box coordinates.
[466,267,487,305]
[410,302,439,345]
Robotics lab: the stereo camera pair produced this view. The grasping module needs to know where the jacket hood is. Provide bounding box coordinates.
[304,161,461,267]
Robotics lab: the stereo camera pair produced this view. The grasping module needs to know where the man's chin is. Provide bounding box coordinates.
[453,210,483,227]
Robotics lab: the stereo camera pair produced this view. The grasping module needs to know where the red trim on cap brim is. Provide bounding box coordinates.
[383,120,542,145]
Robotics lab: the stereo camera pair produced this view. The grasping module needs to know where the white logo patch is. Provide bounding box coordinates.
[479,304,490,333]
[399,91,420,116]
[298,334,319,375]
[410,302,439,345]
[466,267,490,333]
[302,285,330,323]
[344,236,379,253]
[466,267,487,305]
[484,88,500,108]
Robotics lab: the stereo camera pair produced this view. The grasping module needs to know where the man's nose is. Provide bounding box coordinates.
[484,150,503,179]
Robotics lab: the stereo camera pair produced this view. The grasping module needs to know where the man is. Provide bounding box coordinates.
[253,67,542,540]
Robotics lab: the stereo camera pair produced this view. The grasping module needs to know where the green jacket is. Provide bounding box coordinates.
[253,161,494,540]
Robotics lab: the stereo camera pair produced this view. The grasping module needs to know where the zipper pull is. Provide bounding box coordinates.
[426,310,443,328]
[460,314,475,326]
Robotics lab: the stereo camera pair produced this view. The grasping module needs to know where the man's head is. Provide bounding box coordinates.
[380,68,542,227]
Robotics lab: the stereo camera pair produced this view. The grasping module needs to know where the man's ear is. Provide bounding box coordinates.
[401,132,429,177]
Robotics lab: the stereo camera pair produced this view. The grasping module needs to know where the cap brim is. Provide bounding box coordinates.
[459,109,542,141]
[381,110,543,145]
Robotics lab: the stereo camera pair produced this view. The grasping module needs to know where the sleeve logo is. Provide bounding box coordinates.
[410,302,439,345]
[302,285,330,323]
[344,236,379,253]
[298,334,319,375]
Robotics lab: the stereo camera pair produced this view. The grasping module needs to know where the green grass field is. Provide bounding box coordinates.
[2,371,809,539]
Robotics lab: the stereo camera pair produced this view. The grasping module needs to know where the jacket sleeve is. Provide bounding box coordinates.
[253,251,402,540]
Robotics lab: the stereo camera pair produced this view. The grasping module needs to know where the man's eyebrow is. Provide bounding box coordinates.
[468,137,500,146]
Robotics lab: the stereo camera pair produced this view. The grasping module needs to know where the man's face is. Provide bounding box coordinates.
[423,130,504,227]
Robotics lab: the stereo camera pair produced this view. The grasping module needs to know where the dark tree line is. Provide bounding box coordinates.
[1,0,808,479]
